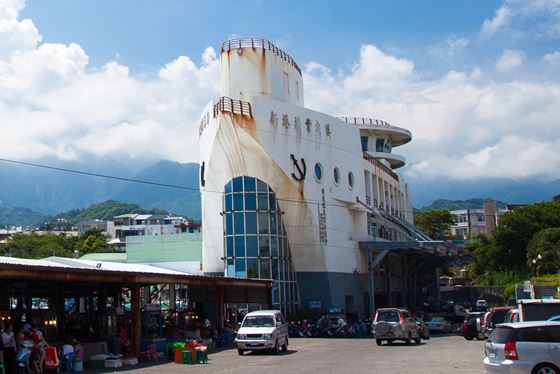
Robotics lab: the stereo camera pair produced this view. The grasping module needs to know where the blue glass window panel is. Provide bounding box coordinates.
[314,163,322,180]
[361,136,368,152]
[268,193,276,212]
[224,193,232,212]
[259,236,270,257]
[233,193,244,211]
[225,213,233,235]
[270,236,278,257]
[257,193,268,210]
[235,259,246,278]
[270,213,278,235]
[246,258,258,278]
[376,138,385,152]
[245,193,256,211]
[272,258,279,280]
[272,287,279,304]
[227,259,234,277]
[235,235,245,257]
[278,237,284,257]
[224,181,232,194]
[243,176,256,191]
[226,236,233,257]
[245,212,257,235]
[258,212,269,234]
[257,179,267,192]
[233,177,243,192]
[246,236,258,257]
[260,259,271,279]
[234,212,245,234]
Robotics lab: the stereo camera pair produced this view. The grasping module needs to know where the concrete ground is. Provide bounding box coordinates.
[89,335,486,374]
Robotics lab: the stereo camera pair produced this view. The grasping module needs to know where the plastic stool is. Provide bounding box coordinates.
[196,350,208,364]
[181,350,193,364]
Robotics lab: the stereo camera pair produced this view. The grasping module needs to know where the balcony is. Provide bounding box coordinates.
[362,152,399,182]
[338,116,412,146]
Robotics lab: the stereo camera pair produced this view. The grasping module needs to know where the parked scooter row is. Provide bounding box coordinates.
[288,316,370,338]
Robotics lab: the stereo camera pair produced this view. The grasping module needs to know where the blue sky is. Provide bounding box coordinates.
[2,0,560,182]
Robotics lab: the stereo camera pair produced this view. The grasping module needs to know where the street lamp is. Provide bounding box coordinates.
[532,254,543,276]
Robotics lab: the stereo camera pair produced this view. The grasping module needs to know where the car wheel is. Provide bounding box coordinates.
[414,336,421,344]
[238,349,244,356]
[476,332,485,340]
[532,363,560,374]
[465,336,474,341]
[282,337,288,352]
[405,333,411,345]
[376,339,382,346]
[387,340,394,345]
[273,340,279,355]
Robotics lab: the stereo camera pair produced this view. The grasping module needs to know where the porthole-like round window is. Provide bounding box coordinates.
[348,171,354,189]
[333,167,340,185]
[314,163,323,182]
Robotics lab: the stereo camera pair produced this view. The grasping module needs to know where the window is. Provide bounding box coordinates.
[283,72,290,94]
[517,327,549,342]
[295,80,299,100]
[348,171,354,188]
[314,163,323,181]
[376,138,385,152]
[333,167,340,185]
[361,136,368,152]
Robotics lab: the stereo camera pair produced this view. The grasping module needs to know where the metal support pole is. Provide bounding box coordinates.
[131,284,141,358]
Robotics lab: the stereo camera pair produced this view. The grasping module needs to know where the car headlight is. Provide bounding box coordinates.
[262,333,272,339]
[237,334,246,339]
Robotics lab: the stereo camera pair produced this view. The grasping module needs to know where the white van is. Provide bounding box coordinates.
[235,310,289,355]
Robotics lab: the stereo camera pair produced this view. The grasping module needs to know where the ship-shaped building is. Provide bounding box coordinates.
[199,38,466,317]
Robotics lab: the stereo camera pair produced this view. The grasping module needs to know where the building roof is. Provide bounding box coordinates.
[79,253,127,262]
[113,214,138,219]
[134,214,152,220]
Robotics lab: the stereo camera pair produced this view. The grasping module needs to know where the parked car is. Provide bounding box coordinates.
[459,311,486,340]
[415,317,430,340]
[236,310,289,355]
[424,316,453,333]
[548,316,560,322]
[484,321,560,374]
[483,307,515,338]
[505,309,520,323]
[373,308,421,345]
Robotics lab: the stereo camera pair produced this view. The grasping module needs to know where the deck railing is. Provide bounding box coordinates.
[338,116,392,127]
[213,97,253,118]
[221,38,302,76]
[363,152,399,182]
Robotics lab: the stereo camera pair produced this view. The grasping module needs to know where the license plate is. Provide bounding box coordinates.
[248,343,260,347]
[488,353,496,359]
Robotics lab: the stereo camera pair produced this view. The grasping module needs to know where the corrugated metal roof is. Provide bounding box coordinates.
[113,214,138,219]
[134,214,151,220]
[0,256,190,276]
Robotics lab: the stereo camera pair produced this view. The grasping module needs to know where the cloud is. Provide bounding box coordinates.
[0,2,220,164]
[480,6,512,38]
[480,0,560,39]
[304,44,560,181]
[428,36,470,59]
[495,49,525,72]
[544,51,560,65]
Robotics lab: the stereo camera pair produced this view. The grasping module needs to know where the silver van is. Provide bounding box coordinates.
[236,310,289,355]
[484,321,560,374]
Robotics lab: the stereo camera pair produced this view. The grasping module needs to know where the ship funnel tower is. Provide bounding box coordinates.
[220,38,304,106]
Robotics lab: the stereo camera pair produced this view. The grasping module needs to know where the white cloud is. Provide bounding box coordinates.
[480,6,512,38]
[428,36,470,59]
[480,0,560,39]
[495,49,525,72]
[304,44,560,181]
[544,51,560,65]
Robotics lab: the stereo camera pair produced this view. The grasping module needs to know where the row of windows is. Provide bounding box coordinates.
[313,163,354,188]
[224,212,286,236]
[225,257,296,282]
[224,235,291,258]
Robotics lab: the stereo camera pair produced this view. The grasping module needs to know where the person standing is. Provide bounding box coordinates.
[2,324,17,374]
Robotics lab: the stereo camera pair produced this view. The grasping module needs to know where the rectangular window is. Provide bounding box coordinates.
[246,258,258,278]
[224,193,232,212]
[234,212,245,234]
[258,212,269,234]
[243,176,255,191]
[295,80,299,100]
[235,259,246,278]
[225,213,233,235]
[260,259,271,279]
[270,236,278,256]
[245,193,256,211]
[227,259,234,277]
[361,136,368,152]
[245,212,257,234]
[257,193,268,210]
[235,235,245,257]
[283,72,290,94]
[233,193,244,211]
[259,235,270,257]
[376,138,385,152]
[226,236,234,257]
[246,235,258,257]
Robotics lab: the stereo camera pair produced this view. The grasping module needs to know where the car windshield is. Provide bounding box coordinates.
[427,317,444,322]
[242,316,275,327]
[376,310,400,322]
[491,310,509,323]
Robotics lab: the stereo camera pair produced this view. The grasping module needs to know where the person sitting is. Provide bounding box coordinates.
[30,326,48,374]
[72,338,84,363]
[59,338,75,371]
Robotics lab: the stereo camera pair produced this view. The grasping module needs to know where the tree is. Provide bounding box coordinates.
[414,209,455,240]
[526,227,560,275]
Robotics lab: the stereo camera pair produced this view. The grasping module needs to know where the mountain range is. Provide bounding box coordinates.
[0,158,557,227]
